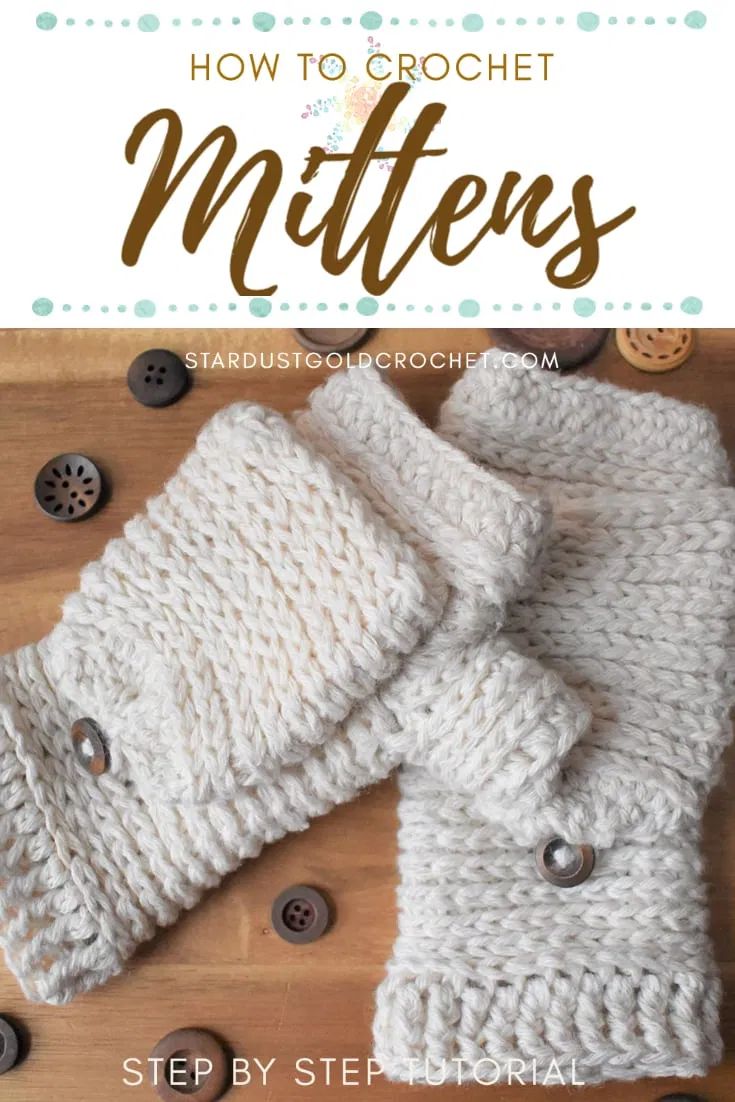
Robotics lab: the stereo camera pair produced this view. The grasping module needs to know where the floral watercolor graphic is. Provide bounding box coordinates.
[301,36,424,168]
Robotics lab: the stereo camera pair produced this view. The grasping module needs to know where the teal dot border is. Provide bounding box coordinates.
[34,10,709,31]
[31,296,705,318]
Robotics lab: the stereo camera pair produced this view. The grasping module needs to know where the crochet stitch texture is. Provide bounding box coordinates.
[296,366,590,805]
[0,402,439,1004]
[0,378,558,1007]
[374,356,735,1085]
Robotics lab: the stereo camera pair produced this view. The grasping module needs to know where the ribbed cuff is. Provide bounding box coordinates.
[0,643,138,1004]
[0,643,398,1005]
[373,968,722,1085]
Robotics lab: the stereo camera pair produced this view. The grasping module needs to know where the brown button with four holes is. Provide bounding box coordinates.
[535,837,595,888]
[149,1029,229,1102]
[34,453,103,522]
[271,885,331,944]
[71,718,109,776]
[0,1017,19,1076]
[293,329,371,354]
[616,328,694,373]
[128,349,191,407]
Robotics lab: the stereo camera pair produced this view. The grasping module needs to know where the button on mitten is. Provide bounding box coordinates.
[0,380,573,1008]
[373,357,735,1085]
[0,403,439,1005]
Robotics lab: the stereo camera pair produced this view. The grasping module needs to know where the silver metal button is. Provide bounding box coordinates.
[535,837,595,888]
[71,718,109,776]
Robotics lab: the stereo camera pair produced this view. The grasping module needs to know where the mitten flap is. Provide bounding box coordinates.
[43,403,440,803]
[472,484,735,846]
[440,351,732,492]
[299,365,550,613]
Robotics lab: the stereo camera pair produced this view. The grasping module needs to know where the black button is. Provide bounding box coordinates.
[535,837,595,888]
[149,1029,229,1102]
[34,454,104,522]
[128,349,190,408]
[0,1017,19,1076]
[271,885,331,944]
[71,718,109,776]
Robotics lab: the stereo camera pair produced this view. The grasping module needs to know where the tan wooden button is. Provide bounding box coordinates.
[271,885,331,944]
[0,1017,19,1076]
[615,328,694,372]
[71,718,109,776]
[150,1029,229,1102]
[535,837,595,888]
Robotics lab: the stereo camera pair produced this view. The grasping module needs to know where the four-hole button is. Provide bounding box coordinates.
[271,885,332,944]
[127,349,190,408]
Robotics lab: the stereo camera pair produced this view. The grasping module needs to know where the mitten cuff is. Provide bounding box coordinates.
[0,643,136,1003]
[374,968,721,1085]
[298,365,550,612]
[439,351,732,492]
[0,643,397,1005]
[374,778,724,1086]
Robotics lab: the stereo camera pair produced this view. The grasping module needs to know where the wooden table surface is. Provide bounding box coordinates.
[0,328,733,1102]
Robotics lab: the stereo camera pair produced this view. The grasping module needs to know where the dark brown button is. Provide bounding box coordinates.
[293,329,372,354]
[535,837,595,888]
[149,1029,229,1102]
[271,885,331,944]
[491,329,609,370]
[71,718,109,776]
[655,1096,708,1102]
[34,454,103,522]
[0,1017,19,1076]
[128,349,190,407]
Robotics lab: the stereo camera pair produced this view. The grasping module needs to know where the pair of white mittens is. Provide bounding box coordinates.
[2,358,732,1091]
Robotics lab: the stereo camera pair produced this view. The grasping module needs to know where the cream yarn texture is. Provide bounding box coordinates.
[0,380,554,1007]
[296,366,589,807]
[374,355,735,1085]
[0,403,439,1005]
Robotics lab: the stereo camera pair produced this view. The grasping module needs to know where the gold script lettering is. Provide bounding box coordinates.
[122,83,636,296]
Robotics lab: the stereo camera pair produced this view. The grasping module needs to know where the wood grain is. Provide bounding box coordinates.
[0,327,733,1102]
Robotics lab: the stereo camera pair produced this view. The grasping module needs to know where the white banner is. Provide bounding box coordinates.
[0,1,726,325]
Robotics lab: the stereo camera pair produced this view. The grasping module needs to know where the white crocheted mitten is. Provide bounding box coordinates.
[0,403,446,1005]
[374,357,735,1085]
[295,365,590,807]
